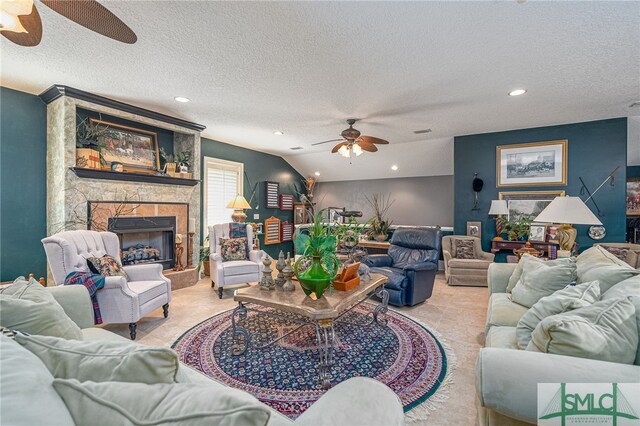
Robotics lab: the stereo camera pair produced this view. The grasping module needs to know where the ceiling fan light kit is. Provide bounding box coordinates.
[313,118,389,159]
[0,0,32,33]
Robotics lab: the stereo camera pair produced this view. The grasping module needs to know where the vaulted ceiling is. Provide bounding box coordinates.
[2,1,639,181]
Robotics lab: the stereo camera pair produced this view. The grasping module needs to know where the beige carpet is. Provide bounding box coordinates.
[104,273,488,426]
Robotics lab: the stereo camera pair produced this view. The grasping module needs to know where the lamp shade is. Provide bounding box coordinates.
[533,196,602,225]
[488,200,509,215]
[226,194,251,210]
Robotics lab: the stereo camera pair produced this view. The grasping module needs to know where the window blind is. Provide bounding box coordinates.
[205,161,242,230]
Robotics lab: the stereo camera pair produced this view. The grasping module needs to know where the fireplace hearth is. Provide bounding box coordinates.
[108,216,176,269]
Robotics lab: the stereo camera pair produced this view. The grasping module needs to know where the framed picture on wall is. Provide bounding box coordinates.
[466,221,482,237]
[496,140,568,187]
[265,181,279,209]
[499,190,565,222]
[627,179,640,216]
[91,119,160,174]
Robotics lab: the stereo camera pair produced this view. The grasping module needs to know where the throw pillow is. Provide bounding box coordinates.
[578,264,639,293]
[52,379,271,426]
[454,239,475,259]
[0,277,82,340]
[219,237,249,262]
[86,255,128,279]
[600,275,640,365]
[516,281,601,349]
[0,335,75,426]
[599,245,629,262]
[506,255,576,293]
[526,297,638,365]
[510,257,577,308]
[15,333,181,384]
[576,245,629,278]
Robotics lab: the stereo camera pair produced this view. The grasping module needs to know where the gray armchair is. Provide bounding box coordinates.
[42,230,171,339]
[442,235,494,287]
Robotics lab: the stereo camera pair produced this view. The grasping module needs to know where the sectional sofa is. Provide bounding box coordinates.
[476,246,640,425]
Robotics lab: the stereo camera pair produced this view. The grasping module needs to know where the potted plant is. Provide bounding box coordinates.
[177,150,192,174]
[365,193,394,241]
[198,246,211,276]
[293,209,341,299]
[159,148,177,176]
[75,116,108,170]
[503,217,533,241]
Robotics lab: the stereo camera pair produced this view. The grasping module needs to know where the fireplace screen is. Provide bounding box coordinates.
[108,216,176,269]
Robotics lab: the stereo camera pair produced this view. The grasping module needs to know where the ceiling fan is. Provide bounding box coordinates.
[312,119,389,158]
[1,0,137,47]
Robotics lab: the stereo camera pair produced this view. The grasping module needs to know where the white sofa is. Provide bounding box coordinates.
[42,230,171,339]
[1,285,405,426]
[476,257,640,425]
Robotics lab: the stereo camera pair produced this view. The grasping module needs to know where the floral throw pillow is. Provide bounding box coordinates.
[454,239,476,259]
[219,237,249,262]
[86,255,128,279]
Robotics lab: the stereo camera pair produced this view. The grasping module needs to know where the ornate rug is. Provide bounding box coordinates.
[172,303,451,420]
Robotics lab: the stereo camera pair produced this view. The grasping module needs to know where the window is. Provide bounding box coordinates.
[204,157,243,232]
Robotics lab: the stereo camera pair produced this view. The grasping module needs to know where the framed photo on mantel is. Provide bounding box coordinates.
[496,140,568,187]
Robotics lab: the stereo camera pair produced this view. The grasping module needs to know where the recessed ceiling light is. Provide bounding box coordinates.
[314,171,320,176]
[174,96,190,103]
[391,165,398,171]
[274,131,284,136]
[508,89,527,97]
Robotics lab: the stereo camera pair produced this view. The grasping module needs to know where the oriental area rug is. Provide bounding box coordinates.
[172,303,455,421]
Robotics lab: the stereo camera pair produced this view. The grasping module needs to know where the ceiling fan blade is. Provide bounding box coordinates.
[358,135,389,145]
[357,142,378,153]
[331,142,348,153]
[312,138,344,146]
[1,5,43,47]
[40,0,137,44]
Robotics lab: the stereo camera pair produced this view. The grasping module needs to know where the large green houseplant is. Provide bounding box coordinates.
[293,210,340,299]
[365,193,394,241]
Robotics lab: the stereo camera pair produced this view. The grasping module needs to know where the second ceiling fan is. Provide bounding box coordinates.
[312,119,389,158]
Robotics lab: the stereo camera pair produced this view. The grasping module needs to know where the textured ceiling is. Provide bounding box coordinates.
[2,1,639,180]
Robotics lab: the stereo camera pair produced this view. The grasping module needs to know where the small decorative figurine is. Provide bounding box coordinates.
[275,250,286,287]
[282,253,295,292]
[260,255,274,290]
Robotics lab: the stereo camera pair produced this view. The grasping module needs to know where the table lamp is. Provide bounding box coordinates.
[226,194,252,223]
[488,200,509,238]
[533,196,602,251]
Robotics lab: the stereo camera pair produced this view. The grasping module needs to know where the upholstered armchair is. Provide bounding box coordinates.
[366,228,441,307]
[442,236,494,287]
[209,223,264,299]
[41,230,171,339]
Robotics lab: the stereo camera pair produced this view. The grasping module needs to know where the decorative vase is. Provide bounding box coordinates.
[296,255,333,299]
[165,162,177,176]
[203,259,210,276]
[375,233,388,242]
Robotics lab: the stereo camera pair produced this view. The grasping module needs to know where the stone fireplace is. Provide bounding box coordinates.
[42,85,203,283]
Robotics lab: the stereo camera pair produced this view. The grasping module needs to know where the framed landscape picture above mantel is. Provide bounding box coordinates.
[499,190,565,222]
[628,179,640,216]
[91,118,160,174]
[496,140,568,187]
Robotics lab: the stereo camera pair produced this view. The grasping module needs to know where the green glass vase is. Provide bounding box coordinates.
[296,255,333,299]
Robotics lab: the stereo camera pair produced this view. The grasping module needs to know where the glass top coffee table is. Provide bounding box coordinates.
[230,273,389,388]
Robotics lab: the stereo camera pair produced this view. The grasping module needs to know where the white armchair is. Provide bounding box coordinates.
[209,223,264,299]
[41,230,171,340]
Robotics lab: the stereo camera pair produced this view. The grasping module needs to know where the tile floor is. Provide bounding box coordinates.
[104,273,489,425]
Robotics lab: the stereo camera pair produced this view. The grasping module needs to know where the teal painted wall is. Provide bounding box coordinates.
[454,118,628,259]
[201,138,304,259]
[1,87,47,281]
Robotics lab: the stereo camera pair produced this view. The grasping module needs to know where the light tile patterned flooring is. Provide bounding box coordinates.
[104,273,489,425]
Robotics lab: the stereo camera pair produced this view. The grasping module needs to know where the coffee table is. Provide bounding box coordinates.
[230,273,389,388]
